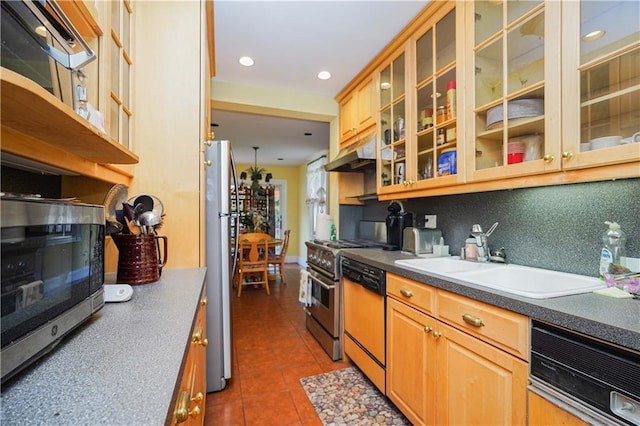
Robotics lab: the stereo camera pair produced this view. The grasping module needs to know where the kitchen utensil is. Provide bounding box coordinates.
[125,217,141,235]
[106,217,123,235]
[128,194,164,216]
[103,184,128,229]
[133,195,154,213]
[122,202,134,221]
[139,210,162,229]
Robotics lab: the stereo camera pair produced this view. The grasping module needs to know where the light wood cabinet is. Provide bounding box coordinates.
[330,0,639,201]
[172,287,208,425]
[338,75,376,147]
[0,0,137,185]
[385,273,529,426]
[464,1,563,183]
[377,1,466,197]
[560,1,640,170]
[436,321,528,425]
[387,297,437,426]
[437,290,529,360]
[528,391,590,426]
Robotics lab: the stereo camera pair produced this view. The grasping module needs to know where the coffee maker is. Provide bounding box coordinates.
[384,201,413,251]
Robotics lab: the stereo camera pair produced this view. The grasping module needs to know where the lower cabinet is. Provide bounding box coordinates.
[386,273,528,426]
[528,391,590,426]
[387,297,437,425]
[172,286,208,425]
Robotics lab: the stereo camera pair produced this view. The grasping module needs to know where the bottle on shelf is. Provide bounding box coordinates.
[446,80,456,120]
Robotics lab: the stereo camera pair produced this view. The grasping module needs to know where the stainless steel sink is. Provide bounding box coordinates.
[394,257,606,299]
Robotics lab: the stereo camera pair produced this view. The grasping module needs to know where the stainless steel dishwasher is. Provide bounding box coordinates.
[529,320,640,425]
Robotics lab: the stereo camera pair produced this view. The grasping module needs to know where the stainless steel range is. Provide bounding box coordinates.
[304,239,384,360]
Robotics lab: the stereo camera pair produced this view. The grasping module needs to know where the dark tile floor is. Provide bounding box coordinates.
[205,264,350,425]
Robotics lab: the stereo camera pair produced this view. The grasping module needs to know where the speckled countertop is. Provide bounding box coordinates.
[1,268,207,426]
[342,249,640,352]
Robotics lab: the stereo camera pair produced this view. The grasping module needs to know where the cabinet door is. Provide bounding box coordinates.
[356,76,376,132]
[466,1,562,183]
[172,287,208,425]
[339,93,356,145]
[378,46,408,191]
[411,3,462,191]
[528,391,590,426]
[386,298,437,426]
[435,321,528,425]
[561,1,640,170]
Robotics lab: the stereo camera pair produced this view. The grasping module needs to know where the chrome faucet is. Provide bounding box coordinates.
[471,222,498,262]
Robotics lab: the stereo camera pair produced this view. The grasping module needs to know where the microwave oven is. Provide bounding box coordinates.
[1,197,105,384]
[0,0,96,113]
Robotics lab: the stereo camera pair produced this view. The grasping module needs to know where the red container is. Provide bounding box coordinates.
[507,153,525,164]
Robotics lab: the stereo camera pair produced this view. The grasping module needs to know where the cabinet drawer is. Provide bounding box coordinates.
[437,290,529,361]
[387,273,436,316]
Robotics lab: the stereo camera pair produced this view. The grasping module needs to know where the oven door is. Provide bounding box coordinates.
[306,267,338,338]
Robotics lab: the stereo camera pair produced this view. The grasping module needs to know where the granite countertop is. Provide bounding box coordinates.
[1,268,207,426]
[342,249,640,352]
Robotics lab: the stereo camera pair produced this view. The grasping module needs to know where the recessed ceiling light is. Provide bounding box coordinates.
[582,30,605,42]
[304,132,312,136]
[317,71,331,80]
[239,56,254,66]
[380,81,391,90]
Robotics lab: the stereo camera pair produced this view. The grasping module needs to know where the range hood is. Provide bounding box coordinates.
[324,133,376,173]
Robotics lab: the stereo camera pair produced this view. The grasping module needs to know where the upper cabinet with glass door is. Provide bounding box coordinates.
[561,1,640,170]
[466,1,562,183]
[413,5,461,189]
[378,49,408,190]
[109,0,134,149]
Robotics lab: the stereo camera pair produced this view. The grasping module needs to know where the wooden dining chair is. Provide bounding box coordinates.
[237,237,270,297]
[268,229,290,285]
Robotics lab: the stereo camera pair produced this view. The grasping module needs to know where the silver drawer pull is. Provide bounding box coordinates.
[462,313,484,327]
[399,288,413,298]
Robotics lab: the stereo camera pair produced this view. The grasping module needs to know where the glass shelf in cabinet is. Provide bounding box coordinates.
[477,115,545,141]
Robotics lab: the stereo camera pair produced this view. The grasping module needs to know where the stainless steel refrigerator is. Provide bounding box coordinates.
[204,140,239,392]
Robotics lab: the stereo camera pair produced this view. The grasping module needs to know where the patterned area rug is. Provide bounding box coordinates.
[300,367,410,425]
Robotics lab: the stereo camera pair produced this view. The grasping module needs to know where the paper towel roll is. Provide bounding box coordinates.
[315,213,333,240]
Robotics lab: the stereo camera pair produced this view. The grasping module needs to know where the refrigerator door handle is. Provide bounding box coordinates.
[230,150,240,277]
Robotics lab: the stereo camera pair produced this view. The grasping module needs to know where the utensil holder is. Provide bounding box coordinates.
[111,234,168,285]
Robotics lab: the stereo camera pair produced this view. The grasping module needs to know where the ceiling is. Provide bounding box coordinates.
[211,0,428,166]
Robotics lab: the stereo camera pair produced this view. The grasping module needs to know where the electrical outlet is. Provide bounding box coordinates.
[424,215,437,229]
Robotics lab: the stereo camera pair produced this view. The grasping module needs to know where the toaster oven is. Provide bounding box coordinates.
[0,0,96,112]
[1,197,105,384]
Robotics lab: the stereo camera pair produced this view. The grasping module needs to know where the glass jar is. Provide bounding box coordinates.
[436,106,447,124]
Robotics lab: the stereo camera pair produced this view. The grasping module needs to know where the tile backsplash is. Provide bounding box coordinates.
[339,178,639,277]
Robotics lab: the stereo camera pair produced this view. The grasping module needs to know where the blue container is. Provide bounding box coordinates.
[438,149,457,176]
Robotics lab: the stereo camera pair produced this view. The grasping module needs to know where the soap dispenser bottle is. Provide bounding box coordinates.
[599,221,626,277]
